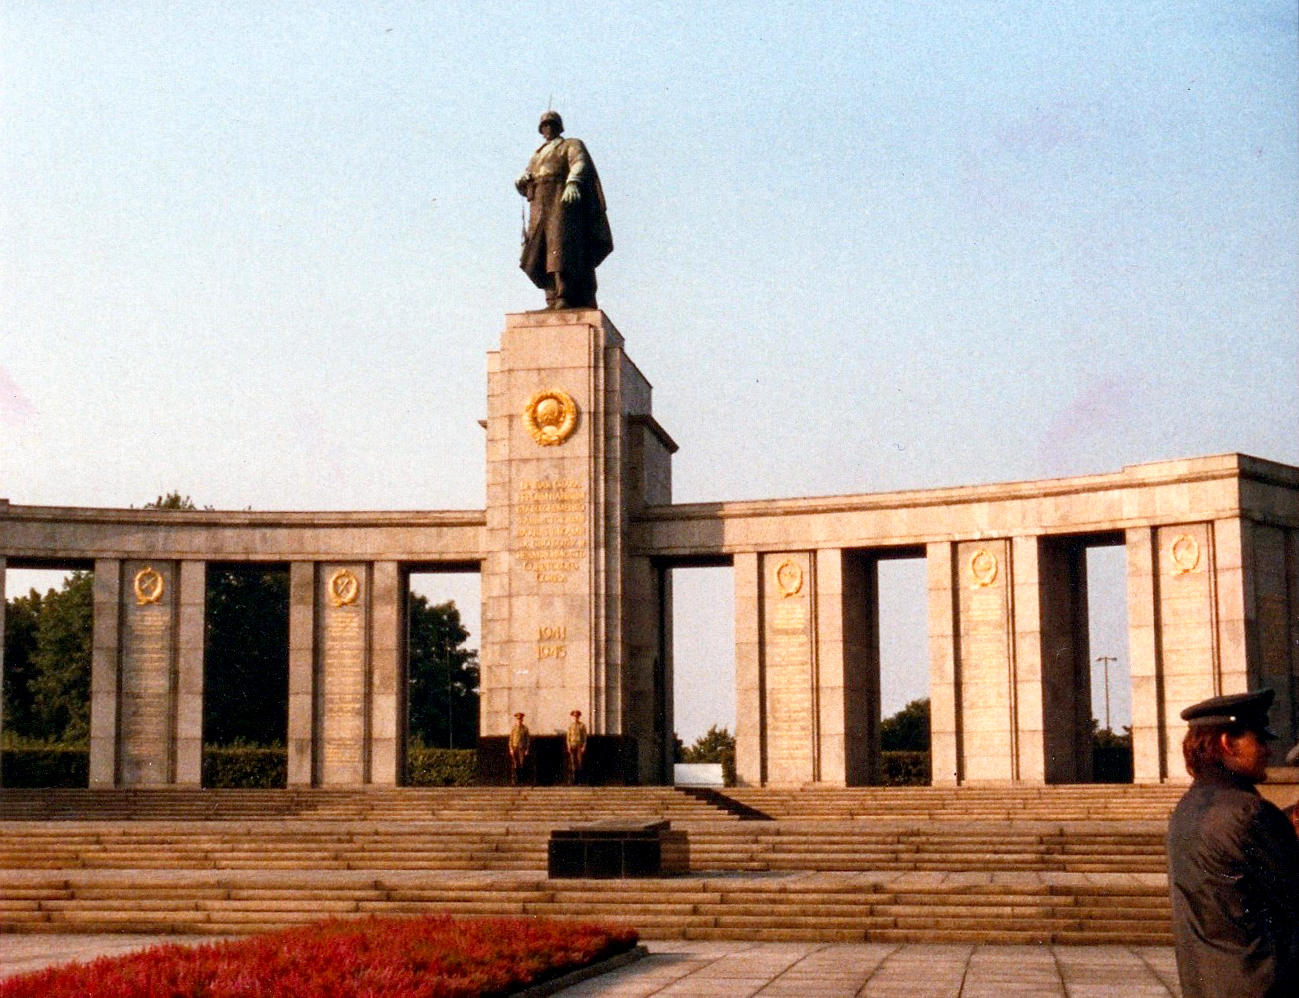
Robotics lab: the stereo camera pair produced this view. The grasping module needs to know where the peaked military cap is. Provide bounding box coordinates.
[1179,689,1277,739]
[538,110,563,133]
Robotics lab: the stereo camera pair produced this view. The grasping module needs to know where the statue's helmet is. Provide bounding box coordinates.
[538,110,563,134]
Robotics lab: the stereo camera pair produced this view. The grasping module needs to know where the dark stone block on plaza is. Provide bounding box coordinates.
[547,819,688,878]
[476,735,638,786]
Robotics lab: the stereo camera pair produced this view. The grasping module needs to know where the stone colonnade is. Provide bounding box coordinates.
[644,459,1299,786]
[73,558,406,787]
[2,311,1297,788]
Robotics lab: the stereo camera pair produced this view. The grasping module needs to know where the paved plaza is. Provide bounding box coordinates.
[1,934,1182,996]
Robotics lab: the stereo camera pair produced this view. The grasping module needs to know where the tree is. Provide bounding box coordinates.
[204,567,289,746]
[680,725,734,764]
[143,492,199,510]
[25,572,94,744]
[407,597,479,749]
[2,588,44,738]
[880,698,930,751]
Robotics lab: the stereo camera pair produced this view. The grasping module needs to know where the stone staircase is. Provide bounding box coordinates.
[0,785,1178,943]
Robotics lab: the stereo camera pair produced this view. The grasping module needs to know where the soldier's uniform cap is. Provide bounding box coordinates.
[538,110,563,133]
[1179,689,1277,739]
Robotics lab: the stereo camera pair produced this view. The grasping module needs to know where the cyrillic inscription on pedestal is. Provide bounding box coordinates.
[514,478,587,584]
[120,562,175,785]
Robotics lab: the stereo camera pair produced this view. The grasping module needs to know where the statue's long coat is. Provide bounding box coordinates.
[519,137,613,287]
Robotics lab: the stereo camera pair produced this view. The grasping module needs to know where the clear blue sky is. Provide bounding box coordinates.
[3,3,1295,741]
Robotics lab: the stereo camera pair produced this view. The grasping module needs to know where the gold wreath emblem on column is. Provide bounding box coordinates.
[969,548,999,588]
[133,567,165,605]
[775,558,804,598]
[329,568,361,607]
[1170,534,1201,575]
[523,388,578,446]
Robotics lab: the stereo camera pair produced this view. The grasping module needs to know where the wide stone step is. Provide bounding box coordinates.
[0,867,1172,944]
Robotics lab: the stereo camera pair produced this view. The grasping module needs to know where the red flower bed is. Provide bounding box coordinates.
[0,915,639,998]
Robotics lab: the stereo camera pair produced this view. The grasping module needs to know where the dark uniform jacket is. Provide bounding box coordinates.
[1167,768,1299,998]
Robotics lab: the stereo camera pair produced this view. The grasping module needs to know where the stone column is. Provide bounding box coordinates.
[1230,521,1296,752]
[1034,538,1093,783]
[117,560,178,785]
[89,559,122,787]
[954,539,1016,782]
[1213,518,1251,697]
[368,561,402,786]
[761,551,816,786]
[813,549,876,786]
[317,562,370,785]
[733,551,763,786]
[1153,523,1221,782]
[481,310,662,753]
[174,560,205,786]
[927,542,960,785]
[286,562,316,786]
[623,556,671,785]
[1126,527,1165,782]
[1010,536,1047,784]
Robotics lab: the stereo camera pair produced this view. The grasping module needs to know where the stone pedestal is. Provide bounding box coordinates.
[481,310,674,782]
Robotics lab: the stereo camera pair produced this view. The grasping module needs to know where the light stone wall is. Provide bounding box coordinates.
[1154,523,1221,780]
[316,563,371,785]
[117,560,177,785]
[953,540,1015,783]
[761,551,816,785]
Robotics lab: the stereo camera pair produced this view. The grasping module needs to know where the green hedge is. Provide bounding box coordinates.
[881,750,930,786]
[407,747,476,786]
[203,744,287,788]
[0,743,88,787]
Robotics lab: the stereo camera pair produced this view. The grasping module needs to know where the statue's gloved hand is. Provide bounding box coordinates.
[515,172,532,195]
[562,182,581,204]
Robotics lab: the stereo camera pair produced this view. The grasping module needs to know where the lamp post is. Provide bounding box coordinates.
[1095,655,1117,732]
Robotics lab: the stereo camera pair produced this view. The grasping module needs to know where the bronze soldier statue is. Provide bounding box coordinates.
[516,111,612,309]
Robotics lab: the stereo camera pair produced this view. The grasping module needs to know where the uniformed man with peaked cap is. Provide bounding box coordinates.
[1167,688,1299,998]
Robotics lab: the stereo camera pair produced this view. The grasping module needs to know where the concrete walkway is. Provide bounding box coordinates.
[0,935,1183,996]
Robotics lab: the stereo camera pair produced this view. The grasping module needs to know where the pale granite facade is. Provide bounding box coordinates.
[2,311,1296,787]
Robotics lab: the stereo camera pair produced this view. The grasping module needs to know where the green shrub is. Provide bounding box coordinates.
[407,745,476,786]
[881,750,930,786]
[0,740,88,787]
[202,744,286,788]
